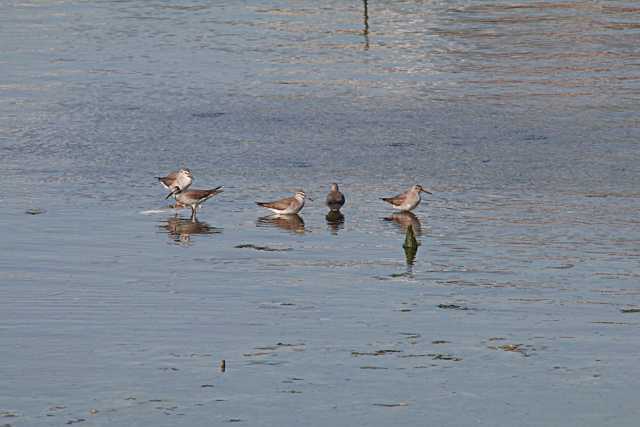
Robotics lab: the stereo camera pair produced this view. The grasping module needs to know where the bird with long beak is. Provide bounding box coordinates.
[381,184,432,212]
[157,168,193,206]
[173,186,224,220]
[256,190,308,215]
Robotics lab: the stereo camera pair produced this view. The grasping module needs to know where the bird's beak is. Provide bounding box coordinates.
[421,188,433,195]
[166,188,179,199]
[307,196,314,201]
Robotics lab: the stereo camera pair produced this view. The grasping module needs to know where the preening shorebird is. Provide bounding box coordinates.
[157,168,193,195]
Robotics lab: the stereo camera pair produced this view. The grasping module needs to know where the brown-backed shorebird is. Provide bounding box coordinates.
[174,186,223,220]
[381,184,432,211]
[325,183,345,212]
[256,190,307,215]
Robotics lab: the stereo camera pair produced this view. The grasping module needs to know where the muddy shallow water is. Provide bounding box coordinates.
[1,1,640,426]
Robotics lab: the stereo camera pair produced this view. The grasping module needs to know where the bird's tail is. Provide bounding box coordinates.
[209,186,224,195]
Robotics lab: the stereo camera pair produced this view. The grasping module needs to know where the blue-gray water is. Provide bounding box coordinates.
[1,1,639,426]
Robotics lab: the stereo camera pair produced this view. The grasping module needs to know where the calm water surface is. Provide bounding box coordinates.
[1,1,639,426]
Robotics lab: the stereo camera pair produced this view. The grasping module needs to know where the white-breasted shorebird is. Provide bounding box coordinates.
[325,183,345,212]
[157,168,193,208]
[256,190,307,215]
[157,168,193,194]
[174,186,224,220]
[381,184,432,211]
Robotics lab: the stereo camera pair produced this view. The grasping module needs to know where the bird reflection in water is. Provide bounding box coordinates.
[383,211,423,236]
[325,211,345,235]
[256,214,305,234]
[160,216,221,245]
[402,224,421,268]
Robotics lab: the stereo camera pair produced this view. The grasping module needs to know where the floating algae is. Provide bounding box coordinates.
[437,304,468,311]
[25,208,46,215]
[235,244,292,252]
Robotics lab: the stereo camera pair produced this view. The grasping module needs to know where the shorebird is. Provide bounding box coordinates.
[256,190,307,215]
[325,183,345,212]
[381,184,432,211]
[157,168,193,195]
[174,186,224,220]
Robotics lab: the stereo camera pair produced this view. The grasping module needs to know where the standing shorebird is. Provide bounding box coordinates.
[325,183,345,212]
[174,186,224,220]
[157,168,193,195]
[381,184,432,211]
[256,190,307,215]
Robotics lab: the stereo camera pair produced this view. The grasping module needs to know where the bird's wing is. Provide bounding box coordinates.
[381,192,407,206]
[181,190,207,200]
[185,187,223,200]
[157,171,179,189]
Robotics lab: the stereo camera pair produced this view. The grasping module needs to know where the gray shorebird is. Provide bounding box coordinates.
[256,190,307,215]
[157,168,193,208]
[174,186,223,220]
[381,184,432,211]
[157,168,193,195]
[326,183,345,212]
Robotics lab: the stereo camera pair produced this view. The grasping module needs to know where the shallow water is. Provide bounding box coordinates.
[1,1,640,426]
